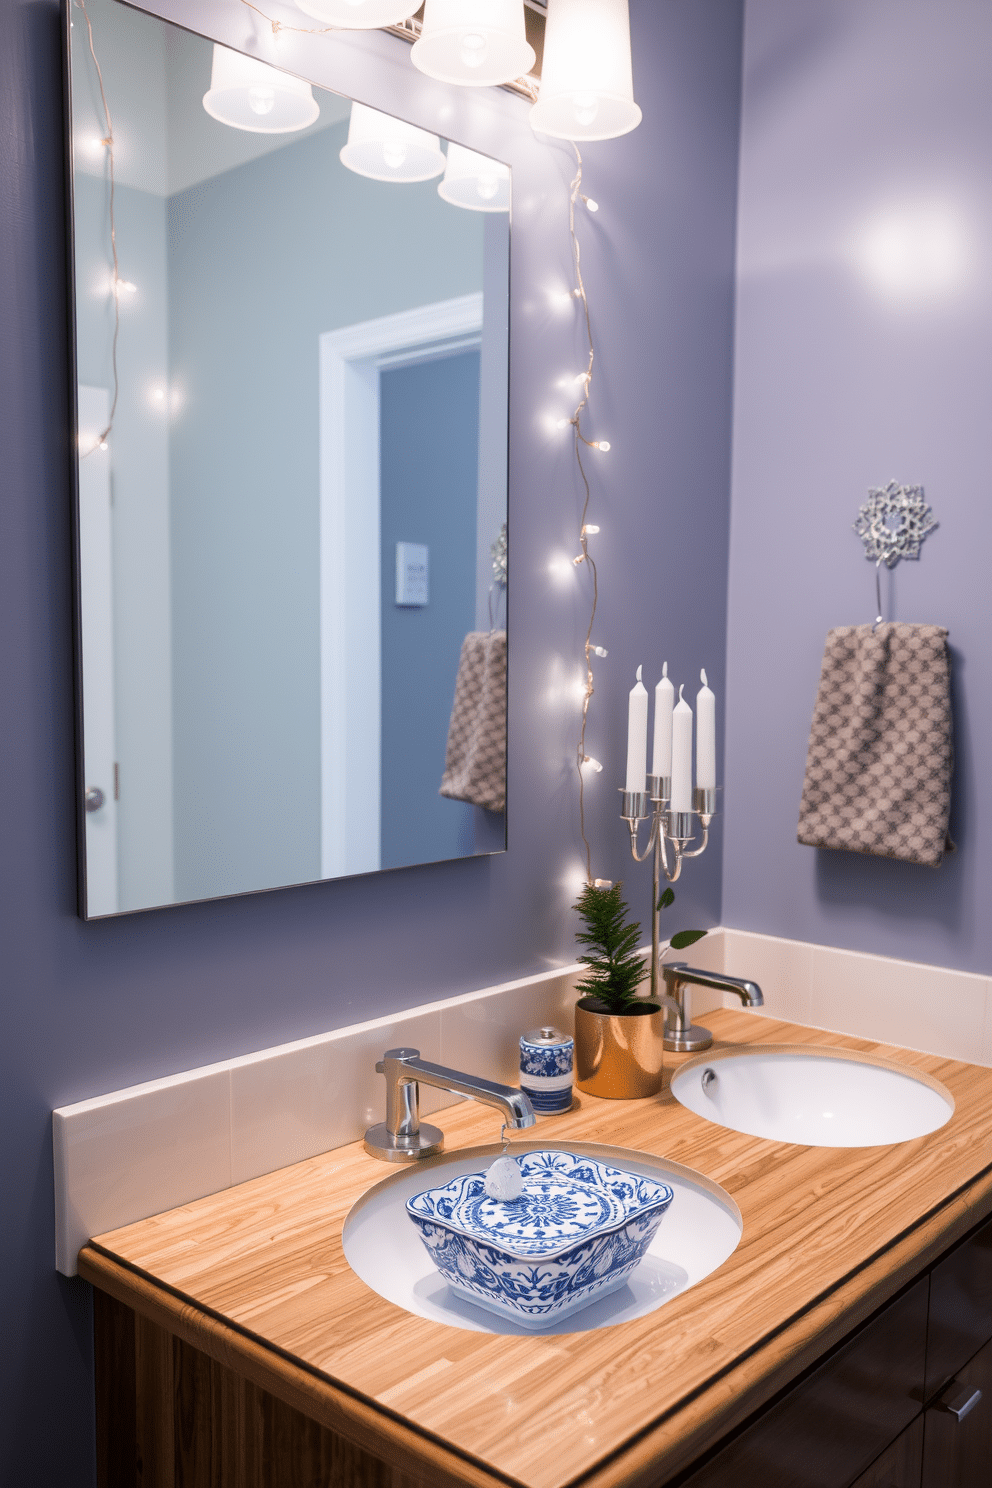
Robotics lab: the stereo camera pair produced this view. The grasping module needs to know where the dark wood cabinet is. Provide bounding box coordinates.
[850,1417,923,1488]
[677,1213,992,1488]
[676,1280,928,1488]
[921,1335,992,1488]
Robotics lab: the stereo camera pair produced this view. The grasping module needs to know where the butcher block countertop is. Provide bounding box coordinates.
[78,1010,992,1488]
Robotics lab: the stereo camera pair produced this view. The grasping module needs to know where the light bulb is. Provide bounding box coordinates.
[572,287,583,298]
[583,756,604,773]
[476,171,499,201]
[593,878,613,888]
[582,523,600,535]
[573,371,589,385]
[573,554,585,566]
[591,645,608,657]
[573,93,599,127]
[460,32,488,68]
[585,197,599,213]
[557,417,571,429]
[595,440,611,452]
[99,439,108,450]
[115,278,137,296]
[152,388,165,402]
[248,85,276,116]
[382,140,408,170]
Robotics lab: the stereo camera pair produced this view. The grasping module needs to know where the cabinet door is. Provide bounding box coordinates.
[921,1335,992,1488]
[850,1416,923,1488]
[926,1216,992,1400]
[677,1279,928,1488]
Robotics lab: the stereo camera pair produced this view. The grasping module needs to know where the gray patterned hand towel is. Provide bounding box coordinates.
[440,629,507,813]
[797,623,952,867]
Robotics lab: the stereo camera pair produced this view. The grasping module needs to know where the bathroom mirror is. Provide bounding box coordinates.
[66,0,509,917]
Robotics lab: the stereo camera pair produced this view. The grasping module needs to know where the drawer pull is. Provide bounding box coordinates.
[936,1382,983,1421]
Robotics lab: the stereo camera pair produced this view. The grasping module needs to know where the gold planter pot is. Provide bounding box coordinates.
[574,998,666,1099]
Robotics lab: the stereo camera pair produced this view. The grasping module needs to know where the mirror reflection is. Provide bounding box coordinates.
[69,0,509,918]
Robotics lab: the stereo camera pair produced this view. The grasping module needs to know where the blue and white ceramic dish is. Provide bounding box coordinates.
[406,1149,674,1329]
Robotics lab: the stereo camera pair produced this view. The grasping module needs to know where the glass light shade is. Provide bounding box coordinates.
[530,0,642,141]
[438,143,510,212]
[202,45,320,134]
[293,0,419,26]
[339,103,446,182]
[411,0,535,89]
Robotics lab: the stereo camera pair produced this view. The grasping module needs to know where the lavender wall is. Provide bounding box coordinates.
[724,0,992,974]
[0,0,742,1478]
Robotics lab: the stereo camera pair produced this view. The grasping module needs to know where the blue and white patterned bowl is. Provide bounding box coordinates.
[406,1150,674,1329]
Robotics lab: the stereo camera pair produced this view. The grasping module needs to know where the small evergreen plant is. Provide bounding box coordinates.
[573,882,648,1014]
[573,882,707,1016]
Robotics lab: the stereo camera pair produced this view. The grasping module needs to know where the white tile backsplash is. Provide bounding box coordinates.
[53,927,992,1277]
[53,1067,232,1277]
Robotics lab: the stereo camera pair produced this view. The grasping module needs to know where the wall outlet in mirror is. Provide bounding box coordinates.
[396,543,429,607]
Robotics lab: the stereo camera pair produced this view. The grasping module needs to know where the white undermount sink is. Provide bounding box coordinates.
[670,1046,954,1147]
[344,1140,742,1336]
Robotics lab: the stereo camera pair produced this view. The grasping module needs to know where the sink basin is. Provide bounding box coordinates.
[670,1045,954,1147]
[344,1140,742,1335]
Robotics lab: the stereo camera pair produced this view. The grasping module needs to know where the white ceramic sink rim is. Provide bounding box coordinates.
[343,1140,742,1336]
[670,1044,954,1148]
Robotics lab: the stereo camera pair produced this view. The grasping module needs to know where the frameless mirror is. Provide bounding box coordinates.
[67,0,509,917]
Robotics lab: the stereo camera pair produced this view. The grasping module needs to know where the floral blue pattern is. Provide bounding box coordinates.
[519,1041,574,1079]
[407,1151,674,1328]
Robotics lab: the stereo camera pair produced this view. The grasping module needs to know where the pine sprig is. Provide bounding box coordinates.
[573,882,648,1014]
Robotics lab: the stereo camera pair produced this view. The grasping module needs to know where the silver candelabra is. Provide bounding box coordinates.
[620,779,716,1006]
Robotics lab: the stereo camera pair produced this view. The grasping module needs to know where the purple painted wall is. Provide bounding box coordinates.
[0,0,742,1477]
[724,0,992,973]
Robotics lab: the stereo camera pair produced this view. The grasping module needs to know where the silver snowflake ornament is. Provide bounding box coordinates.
[853,480,938,568]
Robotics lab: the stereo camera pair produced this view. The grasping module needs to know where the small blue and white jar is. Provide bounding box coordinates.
[519,1027,574,1115]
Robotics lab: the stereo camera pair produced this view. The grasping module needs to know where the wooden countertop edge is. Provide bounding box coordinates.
[572,1163,992,1488]
[81,1160,992,1488]
[77,1245,519,1488]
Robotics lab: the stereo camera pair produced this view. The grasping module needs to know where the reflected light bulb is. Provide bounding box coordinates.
[98,439,108,450]
[248,85,276,116]
[582,524,600,535]
[557,417,571,429]
[460,32,488,69]
[591,645,608,657]
[573,93,599,127]
[585,197,599,213]
[383,140,408,170]
[476,171,499,201]
[595,440,611,452]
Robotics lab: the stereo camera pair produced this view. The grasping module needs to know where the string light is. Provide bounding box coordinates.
[563,144,611,887]
[77,0,119,457]
[583,196,599,212]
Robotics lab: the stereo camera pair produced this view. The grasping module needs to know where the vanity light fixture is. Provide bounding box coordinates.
[530,0,641,141]
[294,0,419,26]
[437,143,510,212]
[202,44,320,134]
[412,0,535,89]
[339,103,446,182]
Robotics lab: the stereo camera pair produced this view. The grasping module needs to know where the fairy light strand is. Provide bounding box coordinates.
[565,145,609,887]
[77,0,119,454]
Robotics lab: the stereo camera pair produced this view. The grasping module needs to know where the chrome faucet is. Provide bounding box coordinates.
[364,1047,537,1163]
[660,963,764,1053]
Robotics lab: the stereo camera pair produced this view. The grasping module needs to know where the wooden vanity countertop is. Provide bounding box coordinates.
[79,1010,992,1488]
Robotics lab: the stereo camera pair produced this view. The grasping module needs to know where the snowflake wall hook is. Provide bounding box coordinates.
[853,480,938,568]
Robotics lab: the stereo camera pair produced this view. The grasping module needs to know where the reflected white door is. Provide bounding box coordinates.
[78,385,119,916]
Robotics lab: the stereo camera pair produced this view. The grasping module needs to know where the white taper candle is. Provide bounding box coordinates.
[696,668,716,791]
[670,684,693,813]
[652,662,674,779]
[625,665,648,792]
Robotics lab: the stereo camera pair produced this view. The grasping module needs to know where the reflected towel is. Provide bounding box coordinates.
[797,623,953,867]
[440,630,507,813]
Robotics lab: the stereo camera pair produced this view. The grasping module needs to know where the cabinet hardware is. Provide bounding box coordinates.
[935,1381,982,1421]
